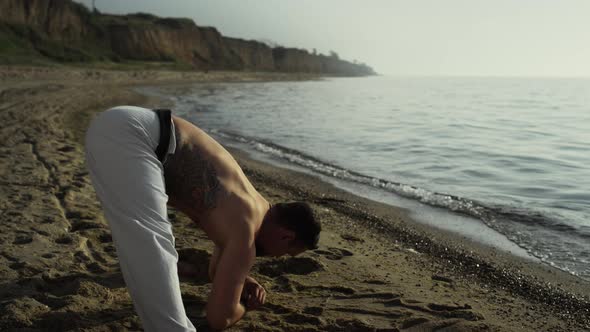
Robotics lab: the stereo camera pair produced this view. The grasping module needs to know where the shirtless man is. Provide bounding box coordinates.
[84,106,321,331]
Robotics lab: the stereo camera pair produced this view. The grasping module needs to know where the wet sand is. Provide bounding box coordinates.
[0,66,588,331]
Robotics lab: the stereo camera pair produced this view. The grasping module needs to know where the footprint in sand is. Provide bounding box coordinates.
[340,233,365,243]
[20,276,118,330]
[282,312,323,325]
[13,234,33,245]
[313,247,354,260]
[55,235,73,245]
[0,297,51,328]
[57,145,75,153]
[295,282,357,296]
[8,261,27,270]
[382,297,486,330]
[97,231,112,243]
[303,306,324,316]
[65,210,96,222]
[256,303,325,330]
[41,216,56,224]
[71,180,86,188]
[270,275,297,293]
[259,300,395,332]
[8,261,42,276]
[69,220,104,232]
[292,286,487,331]
[176,248,211,285]
[257,256,326,277]
[329,318,385,332]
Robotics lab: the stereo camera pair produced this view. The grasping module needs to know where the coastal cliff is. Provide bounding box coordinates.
[0,0,375,76]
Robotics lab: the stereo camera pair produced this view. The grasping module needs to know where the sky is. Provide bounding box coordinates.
[75,0,590,77]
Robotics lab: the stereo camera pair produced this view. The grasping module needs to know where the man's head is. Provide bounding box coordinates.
[256,201,321,257]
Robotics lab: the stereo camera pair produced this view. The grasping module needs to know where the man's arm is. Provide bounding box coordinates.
[209,245,266,311]
[206,237,254,330]
[209,246,255,284]
[208,245,221,281]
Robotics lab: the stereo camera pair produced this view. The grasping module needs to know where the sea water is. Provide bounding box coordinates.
[143,76,590,279]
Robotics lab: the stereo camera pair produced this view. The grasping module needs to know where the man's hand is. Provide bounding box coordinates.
[241,276,266,310]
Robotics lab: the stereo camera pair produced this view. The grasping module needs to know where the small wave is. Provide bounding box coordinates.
[213,129,590,241]
[209,129,590,280]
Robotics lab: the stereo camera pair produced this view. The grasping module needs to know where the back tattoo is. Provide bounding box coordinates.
[163,126,223,213]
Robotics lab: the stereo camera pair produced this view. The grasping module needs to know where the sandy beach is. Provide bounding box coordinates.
[0,66,588,331]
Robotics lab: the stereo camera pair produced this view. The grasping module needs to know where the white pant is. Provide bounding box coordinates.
[84,106,196,332]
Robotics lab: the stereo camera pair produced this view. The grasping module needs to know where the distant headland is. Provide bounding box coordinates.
[0,0,376,76]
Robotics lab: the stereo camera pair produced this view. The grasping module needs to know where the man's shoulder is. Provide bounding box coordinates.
[213,192,263,230]
[218,191,260,220]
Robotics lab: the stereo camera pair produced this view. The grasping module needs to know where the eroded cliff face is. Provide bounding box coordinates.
[0,0,375,76]
[108,23,214,66]
[273,47,322,73]
[225,37,275,71]
[0,0,91,41]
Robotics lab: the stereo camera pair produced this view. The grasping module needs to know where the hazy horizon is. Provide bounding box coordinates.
[74,0,590,77]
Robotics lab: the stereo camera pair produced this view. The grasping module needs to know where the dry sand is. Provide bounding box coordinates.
[0,66,588,331]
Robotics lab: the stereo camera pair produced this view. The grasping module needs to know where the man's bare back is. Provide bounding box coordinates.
[164,115,269,247]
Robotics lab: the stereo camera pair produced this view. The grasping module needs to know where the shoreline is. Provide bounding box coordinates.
[225,145,590,329]
[226,146,590,302]
[149,78,588,284]
[1,66,588,331]
[149,75,590,282]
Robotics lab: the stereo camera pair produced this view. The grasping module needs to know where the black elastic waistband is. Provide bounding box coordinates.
[154,109,171,163]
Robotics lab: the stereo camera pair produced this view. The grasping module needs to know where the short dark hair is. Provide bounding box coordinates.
[272,201,321,250]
